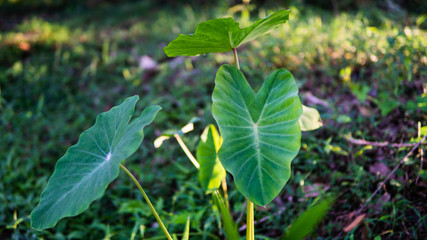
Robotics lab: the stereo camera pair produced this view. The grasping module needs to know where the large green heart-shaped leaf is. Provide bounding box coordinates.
[196,124,225,194]
[164,10,290,57]
[212,65,302,206]
[31,96,161,230]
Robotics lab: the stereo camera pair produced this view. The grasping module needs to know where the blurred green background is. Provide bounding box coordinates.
[1,0,426,239]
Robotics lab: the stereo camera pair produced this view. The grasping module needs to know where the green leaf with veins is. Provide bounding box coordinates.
[197,124,226,194]
[212,65,302,206]
[164,10,290,57]
[31,96,161,230]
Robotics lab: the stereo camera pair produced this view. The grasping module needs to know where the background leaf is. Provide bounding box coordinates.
[164,10,290,57]
[197,125,226,194]
[30,96,161,230]
[212,65,302,206]
[299,105,323,131]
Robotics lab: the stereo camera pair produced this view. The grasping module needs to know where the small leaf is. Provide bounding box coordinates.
[299,105,322,131]
[118,200,151,216]
[373,93,399,116]
[197,125,226,194]
[212,65,302,206]
[164,10,290,57]
[282,197,334,240]
[31,96,161,230]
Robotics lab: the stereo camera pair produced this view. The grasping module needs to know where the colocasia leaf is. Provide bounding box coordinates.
[31,96,161,230]
[196,124,226,193]
[164,10,290,57]
[212,65,302,206]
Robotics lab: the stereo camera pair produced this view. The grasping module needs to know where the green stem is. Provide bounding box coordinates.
[119,163,173,240]
[145,232,220,240]
[221,178,230,208]
[233,48,240,70]
[246,199,254,240]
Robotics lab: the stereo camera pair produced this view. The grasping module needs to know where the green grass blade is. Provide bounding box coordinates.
[181,216,190,240]
[282,197,335,240]
[213,191,240,240]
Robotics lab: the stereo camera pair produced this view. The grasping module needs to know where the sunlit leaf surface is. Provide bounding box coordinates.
[164,10,290,56]
[197,124,225,193]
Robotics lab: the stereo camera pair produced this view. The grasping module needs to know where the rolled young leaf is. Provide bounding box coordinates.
[164,10,290,57]
[196,124,226,194]
[212,65,302,206]
[31,96,161,230]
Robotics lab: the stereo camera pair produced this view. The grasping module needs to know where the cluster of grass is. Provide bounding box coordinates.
[1,1,426,239]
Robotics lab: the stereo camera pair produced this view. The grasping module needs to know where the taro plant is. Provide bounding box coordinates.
[31,10,328,239]
[163,9,326,239]
[30,96,174,239]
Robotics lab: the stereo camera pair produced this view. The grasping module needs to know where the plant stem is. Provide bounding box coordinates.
[144,232,220,240]
[233,48,240,70]
[246,199,254,240]
[119,163,173,240]
[174,134,200,169]
[221,178,230,208]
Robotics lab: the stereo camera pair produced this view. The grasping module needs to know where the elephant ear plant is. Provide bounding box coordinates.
[164,9,320,239]
[31,10,327,240]
[30,96,173,239]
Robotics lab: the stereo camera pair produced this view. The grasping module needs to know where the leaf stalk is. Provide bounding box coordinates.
[233,48,240,70]
[246,199,254,240]
[119,163,173,240]
[174,134,200,169]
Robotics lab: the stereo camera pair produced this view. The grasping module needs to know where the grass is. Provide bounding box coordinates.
[1,1,426,239]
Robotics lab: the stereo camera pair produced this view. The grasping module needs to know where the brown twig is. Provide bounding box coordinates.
[336,134,426,239]
[354,134,426,216]
[416,122,424,184]
[345,134,427,148]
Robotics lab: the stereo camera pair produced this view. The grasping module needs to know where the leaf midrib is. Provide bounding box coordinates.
[40,109,126,222]
[41,154,111,221]
[225,69,296,205]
